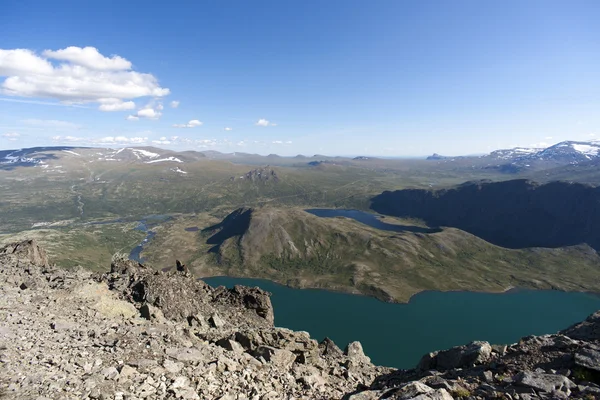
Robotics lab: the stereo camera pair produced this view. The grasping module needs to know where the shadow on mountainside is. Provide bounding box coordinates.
[202,207,253,252]
[371,179,600,251]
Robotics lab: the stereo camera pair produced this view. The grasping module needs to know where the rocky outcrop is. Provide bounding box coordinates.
[371,179,600,250]
[347,331,600,399]
[2,240,600,399]
[232,166,280,183]
[0,241,389,399]
[0,238,48,266]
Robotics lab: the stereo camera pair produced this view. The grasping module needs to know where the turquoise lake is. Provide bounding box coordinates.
[203,276,600,369]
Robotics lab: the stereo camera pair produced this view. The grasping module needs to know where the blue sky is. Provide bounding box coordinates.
[1,0,599,156]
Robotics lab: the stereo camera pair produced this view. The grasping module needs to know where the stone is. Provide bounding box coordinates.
[50,320,77,331]
[209,313,225,329]
[345,341,371,364]
[345,391,380,400]
[574,348,600,372]
[163,359,184,374]
[118,364,137,380]
[319,337,344,358]
[166,347,204,363]
[216,338,245,354]
[171,375,190,389]
[101,366,120,380]
[515,371,574,395]
[561,310,600,341]
[254,346,296,369]
[0,239,49,266]
[418,341,491,371]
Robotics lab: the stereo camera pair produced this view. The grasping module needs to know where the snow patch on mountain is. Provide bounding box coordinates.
[572,144,600,156]
[145,157,183,164]
[131,149,160,159]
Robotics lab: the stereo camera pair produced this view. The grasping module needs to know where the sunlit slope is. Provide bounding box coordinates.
[143,207,600,303]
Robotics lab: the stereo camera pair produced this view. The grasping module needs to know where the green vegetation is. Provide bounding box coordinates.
[141,206,600,303]
[3,146,600,302]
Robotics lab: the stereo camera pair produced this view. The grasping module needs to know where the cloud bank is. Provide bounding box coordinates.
[0,47,170,111]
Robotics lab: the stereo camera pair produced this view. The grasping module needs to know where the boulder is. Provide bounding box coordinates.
[345,341,371,364]
[574,347,600,372]
[254,346,296,369]
[216,338,245,354]
[562,311,600,341]
[515,371,575,395]
[418,341,491,371]
[381,382,454,400]
[319,337,344,358]
[0,239,49,267]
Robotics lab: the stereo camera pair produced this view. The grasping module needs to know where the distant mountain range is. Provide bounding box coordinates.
[428,140,600,166]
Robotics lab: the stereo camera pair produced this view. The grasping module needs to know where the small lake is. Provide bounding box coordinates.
[305,209,441,234]
[203,276,600,369]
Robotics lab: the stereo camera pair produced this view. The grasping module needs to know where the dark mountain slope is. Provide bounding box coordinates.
[371,179,600,250]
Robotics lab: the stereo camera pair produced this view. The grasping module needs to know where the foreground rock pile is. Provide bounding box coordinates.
[1,240,599,399]
[0,241,387,399]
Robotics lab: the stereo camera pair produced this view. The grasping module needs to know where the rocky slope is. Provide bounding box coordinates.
[0,240,388,399]
[371,179,600,251]
[2,240,600,399]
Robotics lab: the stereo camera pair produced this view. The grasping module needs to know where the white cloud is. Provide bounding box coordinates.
[22,119,81,129]
[126,115,139,121]
[95,136,148,144]
[0,97,90,108]
[173,119,202,128]
[51,135,83,142]
[98,98,135,112]
[0,47,169,110]
[272,140,283,144]
[224,127,232,131]
[152,138,171,145]
[2,132,19,137]
[42,47,132,71]
[256,118,277,127]
[137,108,160,119]
[170,100,180,108]
[0,49,53,75]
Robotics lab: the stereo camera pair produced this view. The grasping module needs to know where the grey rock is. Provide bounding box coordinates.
[561,310,600,341]
[0,239,49,267]
[574,347,600,372]
[345,391,380,400]
[254,345,296,369]
[165,347,204,363]
[209,313,225,328]
[515,371,574,395]
[50,320,77,331]
[163,359,184,374]
[345,341,371,364]
[418,341,491,371]
[216,338,245,354]
[320,337,344,358]
[101,366,119,380]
